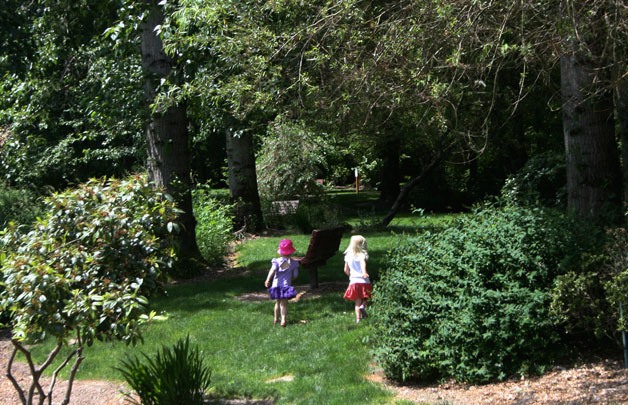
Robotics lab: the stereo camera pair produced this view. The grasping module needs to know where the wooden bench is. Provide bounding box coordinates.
[296,227,344,289]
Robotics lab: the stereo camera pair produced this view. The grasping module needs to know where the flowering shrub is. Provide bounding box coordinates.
[0,174,178,404]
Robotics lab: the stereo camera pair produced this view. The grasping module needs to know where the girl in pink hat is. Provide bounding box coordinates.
[264,239,299,327]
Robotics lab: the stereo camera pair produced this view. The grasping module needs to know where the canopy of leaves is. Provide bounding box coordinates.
[0,0,146,189]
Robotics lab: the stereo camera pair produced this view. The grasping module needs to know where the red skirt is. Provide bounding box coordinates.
[343,283,372,301]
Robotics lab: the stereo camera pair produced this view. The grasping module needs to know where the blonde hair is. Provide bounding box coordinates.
[344,235,368,259]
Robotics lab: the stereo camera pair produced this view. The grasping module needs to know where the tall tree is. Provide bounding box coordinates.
[225,123,265,233]
[559,1,622,218]
[163,0,272,232]
[141,0,200,259]
[617,79,628,206]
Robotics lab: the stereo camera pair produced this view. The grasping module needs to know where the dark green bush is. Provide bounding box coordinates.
[0,186,44,228]
[117,335,212,405]
[372,205,595,384]
[550,223,628,340]
[604,225,628,332]
[500,152,566,208]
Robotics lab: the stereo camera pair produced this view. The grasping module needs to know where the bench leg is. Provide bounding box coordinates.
[308,266,319,290]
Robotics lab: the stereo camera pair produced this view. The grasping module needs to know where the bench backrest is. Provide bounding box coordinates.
[298,227,344,267]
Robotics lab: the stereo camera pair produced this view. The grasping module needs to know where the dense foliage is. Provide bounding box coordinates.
[550,221,628,338]
[500,152,566,208]
[372,205,599,383]
[256,118,330,201]
[117,335,212,405]
[0,186,44,229]
[193,186,234,266]
[0,174,177,344]
[0,1,145,189]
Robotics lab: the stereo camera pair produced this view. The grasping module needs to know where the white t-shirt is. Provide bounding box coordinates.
[345,253,370,284]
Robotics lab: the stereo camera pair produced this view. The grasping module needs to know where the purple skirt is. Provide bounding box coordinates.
[269,286,297,300]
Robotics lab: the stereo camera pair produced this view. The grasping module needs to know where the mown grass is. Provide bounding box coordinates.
[31,271,393,404]
[28,190,459,404]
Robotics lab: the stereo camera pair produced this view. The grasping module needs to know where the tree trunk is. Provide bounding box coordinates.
[377,134,401,204]
[226,125,265,233]
[141,0,200,258]
[559,1,621,220]
[560,48,621,219]
[616,78,628,207]
[380,152,444,227]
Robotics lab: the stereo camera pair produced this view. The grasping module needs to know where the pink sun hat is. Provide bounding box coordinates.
[277,239,296,255]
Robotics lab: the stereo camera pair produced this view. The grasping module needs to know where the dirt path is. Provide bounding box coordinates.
[0,333,130,404]
[368,359,628,404]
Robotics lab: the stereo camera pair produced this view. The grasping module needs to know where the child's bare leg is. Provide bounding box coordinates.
[274,301,280,324]
[354,298,363,322]
[279,299,288,326]
[360,299,368,318]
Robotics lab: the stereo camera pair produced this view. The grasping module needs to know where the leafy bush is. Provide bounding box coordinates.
[500,152,566,208]
[372,205,595,384]
[0,186,44,229]
[0,174,177,343]
[604,226,628,332]
[551,223,628,339]
[193,186,234,266]
[118,335,212,405]
[0,174,178,404]
[256,117,329,200]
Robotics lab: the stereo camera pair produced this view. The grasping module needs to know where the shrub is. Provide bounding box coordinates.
[117,335,212,405]
[193,186,234,266]
[0,174,178,405]
[604,226,628,332]
[0,186,44,229]
[500,152,566,208]
[256,117,329,201]
[550,223,628,340]
[372,205,594,384]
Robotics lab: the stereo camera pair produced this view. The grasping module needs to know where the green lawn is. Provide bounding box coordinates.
[28,192,458,404]
[29,231,403,404]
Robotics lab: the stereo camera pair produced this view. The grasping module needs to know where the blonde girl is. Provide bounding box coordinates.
[342,235,372,323]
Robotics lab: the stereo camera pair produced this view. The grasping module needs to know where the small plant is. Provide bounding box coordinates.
[117,335,212,405]
[193,186,234,266]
